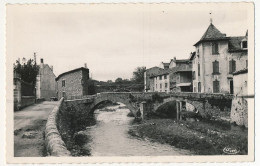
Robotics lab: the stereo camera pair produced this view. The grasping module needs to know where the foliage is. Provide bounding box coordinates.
[14,58,39,85]
[132,66,146,83]
[115,77,123,83]
[88,79,97,95]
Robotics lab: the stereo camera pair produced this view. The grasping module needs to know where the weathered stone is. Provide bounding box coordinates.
[45,98,71,156]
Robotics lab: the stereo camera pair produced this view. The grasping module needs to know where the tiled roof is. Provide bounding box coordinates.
[150,64,191,78]
[228,36,247,52]
[200,23,226,40]
[56,67,89,81]
[194,23,228,46]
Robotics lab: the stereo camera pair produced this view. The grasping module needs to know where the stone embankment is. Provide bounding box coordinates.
[45,98,71,156]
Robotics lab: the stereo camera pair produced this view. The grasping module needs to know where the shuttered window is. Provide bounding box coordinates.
[212,42,219,54]
[62,80,65,87]
[229,60,236,74]
[213,80,220,93]
[192,71,196,80]
[212,61,219,74]
[198,64,200,76]
[198,82,201,92]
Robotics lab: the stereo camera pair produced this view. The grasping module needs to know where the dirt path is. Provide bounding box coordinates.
[14,101,58,157]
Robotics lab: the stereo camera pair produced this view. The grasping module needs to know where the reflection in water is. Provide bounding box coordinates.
[81,103,190,156]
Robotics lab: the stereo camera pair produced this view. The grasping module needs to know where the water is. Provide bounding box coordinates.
[81,103,190,156]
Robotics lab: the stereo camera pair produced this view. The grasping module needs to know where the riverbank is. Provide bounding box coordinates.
[128,118,247,155]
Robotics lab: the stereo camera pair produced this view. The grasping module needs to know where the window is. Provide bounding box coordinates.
[198,82,201,92]
[156,84,157,89]
[212,42,219,54]
[194,87,196,92]
[165,83,168,88]
[159,76,162,80]
[198,64,200,76]
[62,80,65,87]
[62,91,66,97]
[246,60,248,68]
[164,75,167,79]
[160,84,162,89]
[192,71,196,80]
[229,59,236,74]
[213,80,220,93]
[212,60,220,74]
[242,41,247,49]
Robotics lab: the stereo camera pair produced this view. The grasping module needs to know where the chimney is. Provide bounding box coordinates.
[50,65,53,71]
[40,58,44,68]
[174,56,176,61]
[84,63,88,68]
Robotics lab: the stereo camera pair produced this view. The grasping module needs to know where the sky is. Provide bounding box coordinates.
[7,3,249,81]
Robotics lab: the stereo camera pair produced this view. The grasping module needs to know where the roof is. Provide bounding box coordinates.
[56,67,89,81]
[146,67,164,77]
[194,23,228,46]
[228,36,247,52]
[233,68,248,76]
[150,64,191,78]
[150,68,171,78]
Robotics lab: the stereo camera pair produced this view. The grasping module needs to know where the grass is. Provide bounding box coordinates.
[128,119,248,155]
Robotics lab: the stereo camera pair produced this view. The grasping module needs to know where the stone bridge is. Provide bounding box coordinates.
[65,92,233,120]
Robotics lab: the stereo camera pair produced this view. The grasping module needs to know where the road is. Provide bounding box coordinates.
[14,101,58,157]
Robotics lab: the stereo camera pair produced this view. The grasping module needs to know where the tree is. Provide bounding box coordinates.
[115,77,123,84]
[132,66,146,83]
[107,80,113,83]
[13,58,39,86]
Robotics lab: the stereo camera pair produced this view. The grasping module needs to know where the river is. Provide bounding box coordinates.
[80,103,190,156]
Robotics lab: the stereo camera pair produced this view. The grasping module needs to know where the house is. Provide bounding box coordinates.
[170,64,193,92]
[191,22,248,93]
[56,65,89,100]
[151,69,170,92]
[36,58,56,100]
[144,67,163,92]
[149,57,192,93]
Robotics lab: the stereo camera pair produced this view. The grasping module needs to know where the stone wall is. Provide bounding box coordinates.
[45,98,71,156]
[20,96,35,109]
[230,97,248,127]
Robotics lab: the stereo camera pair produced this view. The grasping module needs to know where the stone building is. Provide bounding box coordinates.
[191,22,248,94]
[144,67,163,92]
[148,57,192,93]
[56,66,89,100]
[36,58,57,100]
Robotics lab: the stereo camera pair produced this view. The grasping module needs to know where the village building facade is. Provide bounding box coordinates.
[56,66,89,100]
[146,57,192,93]
[144,67,164,92]
[191,23,248,94]
[36,58,56,100]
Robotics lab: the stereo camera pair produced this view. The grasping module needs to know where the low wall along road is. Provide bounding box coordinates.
[45,98,71,156]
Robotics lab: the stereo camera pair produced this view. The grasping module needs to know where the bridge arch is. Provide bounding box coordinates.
[153,97,205,119]
[90,94,139,117]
